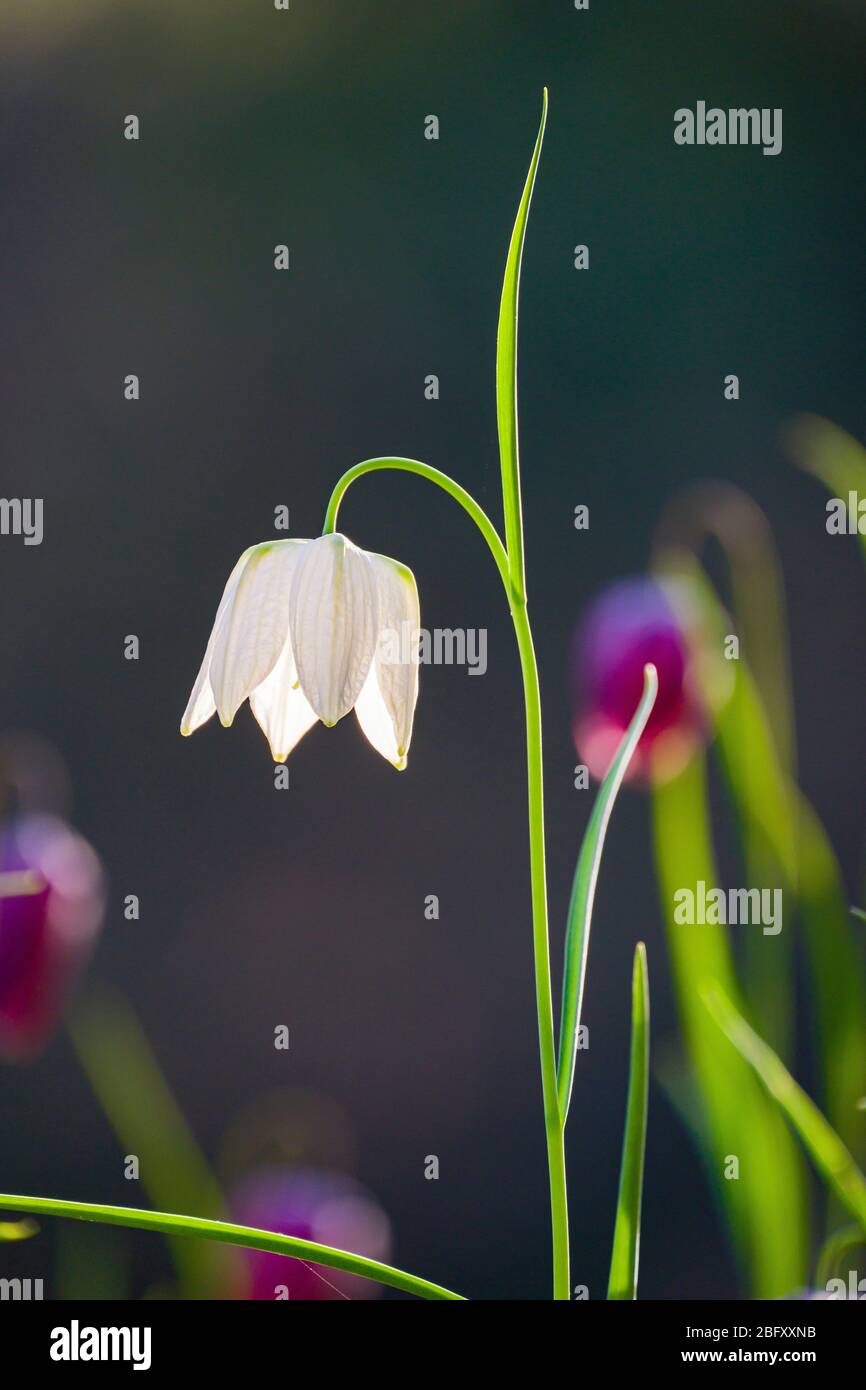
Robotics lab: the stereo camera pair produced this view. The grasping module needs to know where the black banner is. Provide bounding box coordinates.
[3,1297,861,1375]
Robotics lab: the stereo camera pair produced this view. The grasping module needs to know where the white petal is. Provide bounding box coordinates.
[181,545,256,735]
[250,639,318,762]
[210,540,308,727]
[289,533,379,726]
[356,553,420,768]
[355,666,406,769]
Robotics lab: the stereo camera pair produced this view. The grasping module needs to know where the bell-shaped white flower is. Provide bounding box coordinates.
[181,534,420,769]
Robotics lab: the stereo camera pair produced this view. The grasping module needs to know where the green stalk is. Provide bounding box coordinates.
[0,1193,464,1300]
[324,456,570,1299]
[607,943,650,1300]
[326,97,569,1297]
[510,600,570,1300]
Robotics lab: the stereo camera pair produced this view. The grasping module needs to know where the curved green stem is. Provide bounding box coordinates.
[323,456,570,1300]
[323,456,512,597]
[0,1193,464,1301]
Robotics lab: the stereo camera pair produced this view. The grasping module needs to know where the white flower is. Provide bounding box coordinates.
[181,534,421,770]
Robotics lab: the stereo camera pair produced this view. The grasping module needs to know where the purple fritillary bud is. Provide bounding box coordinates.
[0,815,105,1059]
[227,1168,392,1301]
[572,576,706,783]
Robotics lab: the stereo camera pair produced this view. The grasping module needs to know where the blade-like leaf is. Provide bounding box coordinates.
[786,414,866,563]
[652,755,808,1296]
[0,1193,465,1300]
[703,986,866,1233]
[607,943,650,1300]
[68,988,237,1298]
[495,89,547,602]
[557,664,658,1121]
[0,1218,38,1242]
[661,553,866,1154]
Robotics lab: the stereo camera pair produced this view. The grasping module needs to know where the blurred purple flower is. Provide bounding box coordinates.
[228,1168,391,1301]
[0,816,105,1059]
[572,576,707,783]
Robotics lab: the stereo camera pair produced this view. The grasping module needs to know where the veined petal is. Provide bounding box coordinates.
[355,666,406,769]
[250,640,318,762]
[181,545,256,735]
[356,553,420,768]
[211,540,308,727]
[289,533,379,726]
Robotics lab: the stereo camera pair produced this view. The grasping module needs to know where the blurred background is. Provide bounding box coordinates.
[0,0,864,1299]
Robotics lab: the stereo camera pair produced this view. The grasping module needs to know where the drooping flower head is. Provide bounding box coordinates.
[182,534,420,769]
[227,1168,391,1301]
[572,576,708,783]
[0,816,105,1059]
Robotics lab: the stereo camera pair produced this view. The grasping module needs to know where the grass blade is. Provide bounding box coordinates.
[703,986,866,1233]
[557,664,657,1122]
[652,756,808,1296]
[68,987,236,1298]
[495,88,547,601]
[607,943,650,1300]
[0,1193,466,1300]
[786,414,866,563]
[0,1218,38,1241]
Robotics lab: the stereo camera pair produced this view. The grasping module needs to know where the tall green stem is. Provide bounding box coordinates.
[511,602,570,1300]
[324,457,570,1299]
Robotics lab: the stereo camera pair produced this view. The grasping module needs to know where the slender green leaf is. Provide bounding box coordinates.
[786,414,866,563]
[68,987,238,1298]
[717,662,866,1155]
[495,89,547,602]
[608,943,650,1300]
[0,1193,465,1300]
[654,482,795,774]
[814,1225,865,1289]
[557,664,657,1120]
[661,553,866,1154]
[652,756,808,1296]
[703,986,866,1233]
[0,1218,38,1241]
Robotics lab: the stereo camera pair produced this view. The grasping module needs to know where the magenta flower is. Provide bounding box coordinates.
[572,576,707,782]
[228,1169,392,1301]
[0,816,105,1059]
